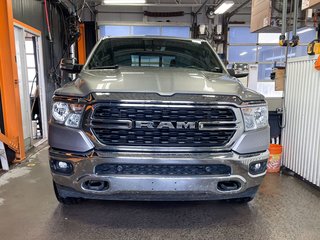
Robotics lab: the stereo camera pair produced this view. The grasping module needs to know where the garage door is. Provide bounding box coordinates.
[99,25,190,38]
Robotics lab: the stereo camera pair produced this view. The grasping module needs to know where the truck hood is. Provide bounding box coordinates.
[55,67,264,101]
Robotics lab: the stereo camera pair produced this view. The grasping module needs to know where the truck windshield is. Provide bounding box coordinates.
[87,38,223,73]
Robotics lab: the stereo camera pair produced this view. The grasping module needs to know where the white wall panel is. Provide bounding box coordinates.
[282,56,320,187]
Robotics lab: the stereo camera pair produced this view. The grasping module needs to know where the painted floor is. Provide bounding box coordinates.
[0,145,320,240]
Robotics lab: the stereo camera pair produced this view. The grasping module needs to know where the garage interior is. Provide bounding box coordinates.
[0,0,320,239]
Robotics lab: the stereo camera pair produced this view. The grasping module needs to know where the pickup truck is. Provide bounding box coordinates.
[49,36,270,204]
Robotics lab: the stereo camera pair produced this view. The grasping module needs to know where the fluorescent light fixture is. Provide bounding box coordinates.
[103,0,146,5]
[297,28,314,34]
[214,1,234,14]
[239,51,248,56]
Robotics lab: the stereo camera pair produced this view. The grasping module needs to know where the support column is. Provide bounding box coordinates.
[0,0,26,160]
[78,23,86,64]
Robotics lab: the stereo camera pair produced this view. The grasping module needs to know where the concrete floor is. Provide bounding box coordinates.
[0,146,320,240]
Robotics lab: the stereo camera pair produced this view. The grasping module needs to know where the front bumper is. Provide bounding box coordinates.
[50,149,269,201]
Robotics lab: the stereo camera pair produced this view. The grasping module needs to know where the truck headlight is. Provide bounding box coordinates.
[52,102,84,128]
[242,106,268,131]
[52,102,69,123]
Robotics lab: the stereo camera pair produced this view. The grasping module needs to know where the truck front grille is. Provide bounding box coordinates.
[90,104,238,148]
[95,163,231,176]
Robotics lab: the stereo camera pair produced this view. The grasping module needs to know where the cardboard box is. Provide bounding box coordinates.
[275,69,285,91]
[250,0,272,32]
[302,0,320,10]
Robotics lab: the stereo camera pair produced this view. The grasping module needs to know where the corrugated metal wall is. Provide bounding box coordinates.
[282,56,320,187]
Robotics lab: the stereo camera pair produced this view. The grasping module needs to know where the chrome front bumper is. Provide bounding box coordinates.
[50,149,269,201]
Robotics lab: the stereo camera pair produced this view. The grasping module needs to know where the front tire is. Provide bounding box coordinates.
[53,181,82,204]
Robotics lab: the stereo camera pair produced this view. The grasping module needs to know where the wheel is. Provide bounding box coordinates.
[53,181,82,205]
[226,196,254,204]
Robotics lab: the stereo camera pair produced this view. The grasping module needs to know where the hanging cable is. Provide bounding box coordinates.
[44,0,53,42]
[78,0,87,20]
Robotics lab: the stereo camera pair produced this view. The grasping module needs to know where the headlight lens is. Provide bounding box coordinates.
[52,102,84,128]
[242,106,268,131]
[52,102,69,123]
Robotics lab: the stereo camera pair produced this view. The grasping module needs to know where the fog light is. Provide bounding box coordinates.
[253,163,261,171]
[50,160,73,175]
[58,161,68,169]
[249,161,267,175]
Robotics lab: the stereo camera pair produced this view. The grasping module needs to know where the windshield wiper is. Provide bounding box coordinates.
[91,65,119,69]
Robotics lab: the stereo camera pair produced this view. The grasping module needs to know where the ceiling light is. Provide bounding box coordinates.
[214,1,234,15]
[103,0,146,5]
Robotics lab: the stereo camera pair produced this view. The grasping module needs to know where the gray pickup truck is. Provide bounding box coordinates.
[49,36,270,204]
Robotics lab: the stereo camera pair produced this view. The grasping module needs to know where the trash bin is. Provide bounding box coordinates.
[267,144,283,173]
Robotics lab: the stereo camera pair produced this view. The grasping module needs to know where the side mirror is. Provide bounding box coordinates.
[227,63,249,78]
[60,58,83,74]
[228,69,249,78]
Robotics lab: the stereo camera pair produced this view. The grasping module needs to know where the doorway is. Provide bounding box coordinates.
[14,23,48,150]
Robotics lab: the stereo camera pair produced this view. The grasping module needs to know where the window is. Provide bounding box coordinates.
[293,27,316,43]
[131,55,174,67]
[258,64,274,81]
[228,26,315,68]
[88,38,223,73]
[229,27,257,44]
[228,46,257,63]
[228,26,316,97]
[25,39,37,97]
[258,46,286,62]
[162,26,190,38]
[100,25,190,38]
[100,26,131,37]
[288,45,308,58]
[132,26,161,35]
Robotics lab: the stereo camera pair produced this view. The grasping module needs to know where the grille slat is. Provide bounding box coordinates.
[95,163,231,176]
[93,106,236,121]
[92,129,235,146]
[91,105,237,147]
